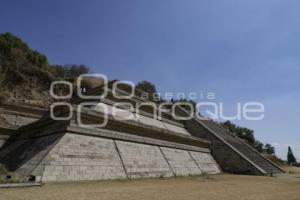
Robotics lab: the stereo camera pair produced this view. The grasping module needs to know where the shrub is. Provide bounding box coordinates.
[0,164,7,175]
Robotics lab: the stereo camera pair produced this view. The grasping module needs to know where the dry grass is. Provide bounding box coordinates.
[1,174,300,200]
[282,165,300,174]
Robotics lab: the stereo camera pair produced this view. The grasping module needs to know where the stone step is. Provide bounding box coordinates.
[200,119,283,174]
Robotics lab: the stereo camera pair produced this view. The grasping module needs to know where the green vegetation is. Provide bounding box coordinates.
[136,80,157,95]
[287,146,297,164]
[0,164,7,182]
[171,98,197,112]
[220,120,275,154]
[51,64,90,81]
[0,164,7,175]
[135,81,197,112]
[0,32,89,102]
[0,33,52,87]
[221,120,255,144]
[264,143,275,155]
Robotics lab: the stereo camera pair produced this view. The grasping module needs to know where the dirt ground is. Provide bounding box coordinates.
[1,174,300,200]
[282,165,300,174]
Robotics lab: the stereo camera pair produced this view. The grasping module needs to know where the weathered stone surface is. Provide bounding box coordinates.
[93,103,191,137]
[94,103,139,122]
[160,147,202,176]
[15,115,38,127]
[115,141,174,179]
[0,113,39,128]
[162,122,190,136]
[136,114,166,130]
[0,125,220,182]
[0,140,5,148]
[0,133,62,180]
[41,133,127,182]
[0,102,222,182]
[0,103,45,149]
[189,151,220,174]
[186,118,265,175]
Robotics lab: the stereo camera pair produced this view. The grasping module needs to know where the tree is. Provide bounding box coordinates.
[0,32,48,69]
[171,98,197,112]
[136,80,157,94]
[254,140,264,153]
[0,32,53,88]
[242,128,255,145]
[0,32,91,103]
[220,120,255,145]
[67,64,89,77]
[220,120,276,154]
[51,65,66,78]
[221,120,238,135]
[50,64,90,79]
[264,143,275,155]
[287,146,297,164]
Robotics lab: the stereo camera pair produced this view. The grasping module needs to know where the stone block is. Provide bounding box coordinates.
[115,141,174,179]
[189,151,220,174]
[160,147,201,176]
[41,133,127,182]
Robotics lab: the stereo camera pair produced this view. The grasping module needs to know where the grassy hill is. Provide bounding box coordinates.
[0,33,92,107]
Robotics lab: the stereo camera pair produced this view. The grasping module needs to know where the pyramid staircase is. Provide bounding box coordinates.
[193,118,284,175]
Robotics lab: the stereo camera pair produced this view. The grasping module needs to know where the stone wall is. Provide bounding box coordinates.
[0,121,220,182]
[0,103,45,148]
[0,103,45,129]
[36,131,220,182]
[160,147,201,176]
[0,130,220,182]
[186,119,262,175]
[0,131,9,148]
[0,133,63,181]
[0,113,38,128]
[115,141,173,179]
[189,151,221,174]
[0,140,5,148]
[41,134,127,182]
[211,137,262,174]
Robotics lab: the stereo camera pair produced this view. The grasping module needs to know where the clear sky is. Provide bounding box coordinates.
[1,0,299,160]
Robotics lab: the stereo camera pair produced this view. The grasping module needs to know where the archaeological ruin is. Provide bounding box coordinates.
[0,82,284,182]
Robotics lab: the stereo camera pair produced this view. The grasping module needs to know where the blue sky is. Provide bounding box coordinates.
[1,0,299,160]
